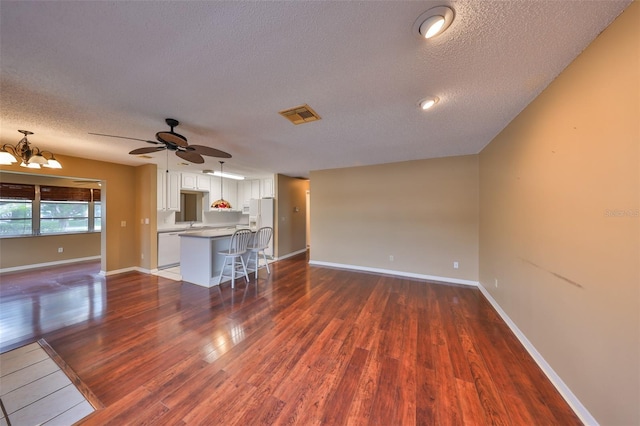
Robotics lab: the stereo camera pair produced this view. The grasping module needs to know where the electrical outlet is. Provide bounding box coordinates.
[121,220,126,227]
[389,255,394,262]
[57,247,63,253]
[495,278,498,288]
[453,261,459,269]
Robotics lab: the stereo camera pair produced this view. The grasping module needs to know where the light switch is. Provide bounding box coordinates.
[121,221,126,227]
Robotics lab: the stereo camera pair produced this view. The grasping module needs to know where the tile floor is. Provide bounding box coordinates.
[154,265,182,281]
[0,342,94,425]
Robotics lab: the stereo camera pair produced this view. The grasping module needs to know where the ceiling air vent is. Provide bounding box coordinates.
[279,104,321,125]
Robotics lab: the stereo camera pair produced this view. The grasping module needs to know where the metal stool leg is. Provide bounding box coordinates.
[217,255,228,287]
[261,249,270,274]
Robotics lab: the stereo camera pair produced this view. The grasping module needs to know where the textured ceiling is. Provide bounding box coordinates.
[0,1,631,178]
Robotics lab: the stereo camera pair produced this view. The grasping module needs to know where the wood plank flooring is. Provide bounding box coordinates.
[0,256,581,425]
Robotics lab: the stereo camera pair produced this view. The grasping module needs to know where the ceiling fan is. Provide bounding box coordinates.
[89,118,231,164]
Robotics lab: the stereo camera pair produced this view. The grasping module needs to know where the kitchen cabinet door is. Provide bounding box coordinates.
[250,180,261,199]
[261,177,274,198]
[209,176,221,206]
[158,232,181,268]
[158,170,181,211]
[157,169,166,210]
[181,173,196,189]
[167,171,181,210]
[238,180,251,208]
[196,175,210,191]
[224,179,238,209]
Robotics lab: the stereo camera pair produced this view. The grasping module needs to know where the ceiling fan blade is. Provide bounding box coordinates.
[157,131,188,147]
[188,145,232,158]
[129,146,166,155]
[176,150,205,164]
[89,132,161,144]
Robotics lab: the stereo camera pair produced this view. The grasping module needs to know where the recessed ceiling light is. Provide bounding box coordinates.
[419,97,439,110]
[413,6,455,39]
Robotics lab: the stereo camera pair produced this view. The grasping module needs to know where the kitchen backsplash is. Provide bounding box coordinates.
[157,209,249,228]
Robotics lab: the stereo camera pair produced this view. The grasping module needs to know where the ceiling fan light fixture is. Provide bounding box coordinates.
[413,6,454,39]
[91,118,231,165]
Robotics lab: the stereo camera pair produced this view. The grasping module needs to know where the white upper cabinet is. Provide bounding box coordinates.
[181,173,210,191]
[209,176,221,201]
[224,179,238,209]
[182,173,196,190]
[238,176,275,207]
[208,176,238,210]
[157,169,181,211]
[261,177,274,198]
[196,174,210,191]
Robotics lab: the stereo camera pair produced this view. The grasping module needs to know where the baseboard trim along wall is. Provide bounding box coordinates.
[308,260,479,287]
[0,256,101,274]
[477,281,598,426]
[100,266,138,276]
[277,248,308,261]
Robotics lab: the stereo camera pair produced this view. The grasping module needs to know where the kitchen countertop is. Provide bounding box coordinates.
[157,225,239,234]
[179,228,238,238]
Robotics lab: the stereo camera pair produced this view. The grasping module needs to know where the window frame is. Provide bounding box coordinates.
[0,183,102,238]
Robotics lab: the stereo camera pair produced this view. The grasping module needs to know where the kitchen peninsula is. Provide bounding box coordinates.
[180,227,251,287]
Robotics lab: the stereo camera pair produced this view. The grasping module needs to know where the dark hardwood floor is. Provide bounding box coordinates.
[0,255,581,425]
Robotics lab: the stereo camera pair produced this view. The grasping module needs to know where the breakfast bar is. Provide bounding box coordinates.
[180,228,251,287]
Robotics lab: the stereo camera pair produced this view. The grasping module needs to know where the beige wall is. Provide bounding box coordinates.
[0,233,100,269]
[0,154,144,273]
[310,155,479,282]
[479,3,639,425]
[135,164,157,271]
[0,172,101,268]
[276,174,309,258]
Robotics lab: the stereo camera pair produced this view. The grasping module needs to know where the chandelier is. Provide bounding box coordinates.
[0,130,62,169]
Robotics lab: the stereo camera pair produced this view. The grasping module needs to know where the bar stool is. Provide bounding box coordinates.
[246,226,273,280]
[217,229,252,289]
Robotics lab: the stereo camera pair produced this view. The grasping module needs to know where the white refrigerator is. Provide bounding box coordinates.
[249,198,274,256]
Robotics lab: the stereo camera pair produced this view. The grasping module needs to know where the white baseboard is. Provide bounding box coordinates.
[477,282,598,426]
[277,248,308,261]
[100,266,137,276]
[1,256,101,274]
[308,260,479,287]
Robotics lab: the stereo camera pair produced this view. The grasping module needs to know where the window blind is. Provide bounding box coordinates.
[40,186,91,202]
[0,183,35,200]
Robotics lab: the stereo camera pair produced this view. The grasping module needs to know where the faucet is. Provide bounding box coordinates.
[189,221,195,228]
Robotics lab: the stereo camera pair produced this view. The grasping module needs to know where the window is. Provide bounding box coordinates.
[0,183,102,237]
[0,183,35,236]
[40,186,90,234]
[93,189,102,232]
[40,201,89,233]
